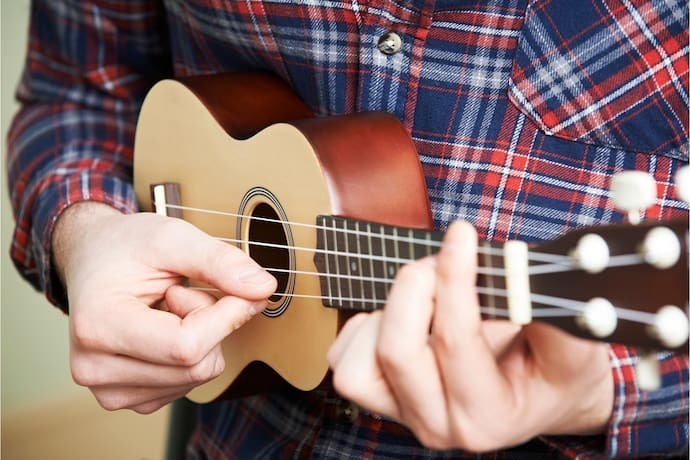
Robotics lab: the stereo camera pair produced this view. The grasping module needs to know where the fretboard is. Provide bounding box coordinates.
[313,215,508,316]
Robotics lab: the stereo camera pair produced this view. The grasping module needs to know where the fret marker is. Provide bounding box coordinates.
[388,265,396,277]
[351,261,358,273]
[503,241,531,325]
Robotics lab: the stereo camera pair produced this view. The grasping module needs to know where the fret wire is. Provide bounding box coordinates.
[380,224,391,300]
[354,220,367,311]
[367,222,378,307]
[323,218,334,306]
[393,227,400,279]
[343,219,354,309]
[408,228,415,261]
[331,219,343,307]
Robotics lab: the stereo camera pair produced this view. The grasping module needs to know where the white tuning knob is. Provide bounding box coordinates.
[579,298,618,338]
[652,305,689,349]
[571,233,610,273]
[637,352,661,391]
[675,165,690,204]
[641,226,681,269]
[611,171,656,224]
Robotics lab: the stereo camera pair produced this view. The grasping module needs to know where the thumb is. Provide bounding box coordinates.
[147,215,277,300]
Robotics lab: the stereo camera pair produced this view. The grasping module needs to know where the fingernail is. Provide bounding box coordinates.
[238,266,274,285]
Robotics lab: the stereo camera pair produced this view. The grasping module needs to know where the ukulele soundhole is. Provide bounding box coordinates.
[238,187,295,317]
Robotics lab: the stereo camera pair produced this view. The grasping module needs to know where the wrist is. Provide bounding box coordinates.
[51,201,123,286]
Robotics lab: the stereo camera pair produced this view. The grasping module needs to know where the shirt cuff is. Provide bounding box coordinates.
[26,172,138,312]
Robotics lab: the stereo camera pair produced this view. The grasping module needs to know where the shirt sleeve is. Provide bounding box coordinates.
[542,346,689,459]
[6,0,172,310]
[605,346,689,457]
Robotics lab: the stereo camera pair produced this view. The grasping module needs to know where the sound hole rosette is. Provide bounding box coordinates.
[237,187,295,317]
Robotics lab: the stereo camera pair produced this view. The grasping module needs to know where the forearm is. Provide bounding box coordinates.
[7,0,171,309]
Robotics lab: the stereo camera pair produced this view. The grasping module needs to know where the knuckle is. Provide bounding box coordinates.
[395,262,434,287]
[169,332,204,366]
[413,423,455,451]
[70,316,101,350]
[133,402,163,415]
[187,357,220,383]
[70,357,98,387]
[94,392,128,412]
[431,321,460,354]
[332,367,356,401]
[376,339,405,373]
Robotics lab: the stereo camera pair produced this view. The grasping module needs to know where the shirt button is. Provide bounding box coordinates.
[337,401,360,422]
[377,32,402,55]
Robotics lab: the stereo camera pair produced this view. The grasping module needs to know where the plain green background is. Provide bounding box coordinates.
[1,0,81,416]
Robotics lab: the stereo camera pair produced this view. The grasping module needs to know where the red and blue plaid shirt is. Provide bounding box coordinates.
[7,0,689,458]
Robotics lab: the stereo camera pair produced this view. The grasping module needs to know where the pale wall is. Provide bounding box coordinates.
[2,2,169,458]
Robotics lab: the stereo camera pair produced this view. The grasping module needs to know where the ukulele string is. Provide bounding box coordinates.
[190,285,656,325]
[164,203,657,324]
[214,235,645,277]
[163,203,573,265]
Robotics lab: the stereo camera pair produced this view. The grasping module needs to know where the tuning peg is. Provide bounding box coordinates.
[571,233,609,273]
[611,171,656,224]
[641,226,681,269]
[675,165,690,204]
[578,297,617,338]
[637,352,661,391]
[651,305,689,349]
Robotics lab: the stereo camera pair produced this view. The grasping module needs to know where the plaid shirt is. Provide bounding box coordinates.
[7,0,689,458]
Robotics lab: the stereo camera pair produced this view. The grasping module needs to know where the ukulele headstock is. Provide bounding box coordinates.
[531,218,688,349]
[525,168,688,390]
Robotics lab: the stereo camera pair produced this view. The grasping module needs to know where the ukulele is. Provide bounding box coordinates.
[133,72,689,403]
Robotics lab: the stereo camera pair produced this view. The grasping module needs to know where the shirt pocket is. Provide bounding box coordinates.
[508,0,688,160]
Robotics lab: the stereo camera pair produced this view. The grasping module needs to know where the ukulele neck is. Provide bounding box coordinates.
[312,215,510,317]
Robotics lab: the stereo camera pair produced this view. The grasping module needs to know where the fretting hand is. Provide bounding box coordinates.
[53,202,276,413]
[328,221,613,451]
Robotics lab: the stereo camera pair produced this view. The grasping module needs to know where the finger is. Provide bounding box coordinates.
[165,284,218,318]
[70,344,224,388]
[327,312,369,368]
[130,392,190,415]
[377,258,447,433]
[72,294,267,365]
[148,215,277,299]
[432,221,512,409]
[329,311,400,420]
[92,383,193,412]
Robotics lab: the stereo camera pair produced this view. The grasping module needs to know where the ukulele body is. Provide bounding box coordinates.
[133,73,433,402]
